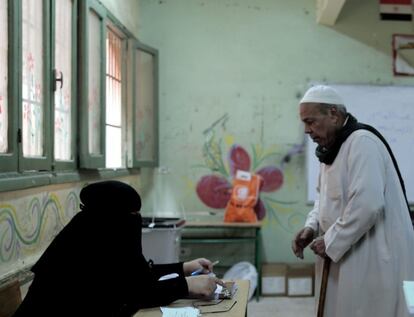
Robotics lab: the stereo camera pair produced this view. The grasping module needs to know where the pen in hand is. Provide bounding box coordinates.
[191,260,219,276]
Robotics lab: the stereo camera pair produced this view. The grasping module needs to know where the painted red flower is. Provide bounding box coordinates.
[196,144,284,220]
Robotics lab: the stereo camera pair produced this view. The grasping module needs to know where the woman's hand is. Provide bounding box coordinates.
[183,258,213,276]
[185,275,224,298]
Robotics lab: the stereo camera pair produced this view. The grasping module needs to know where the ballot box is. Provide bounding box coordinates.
[141,217,185,264]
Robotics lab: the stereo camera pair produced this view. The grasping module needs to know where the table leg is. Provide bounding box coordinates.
[255,227,261,302]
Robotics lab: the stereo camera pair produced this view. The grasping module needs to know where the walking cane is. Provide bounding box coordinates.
[317,257,331,317]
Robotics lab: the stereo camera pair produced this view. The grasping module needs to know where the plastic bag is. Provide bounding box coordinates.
[223,261,258,300]
[224,171,262,223]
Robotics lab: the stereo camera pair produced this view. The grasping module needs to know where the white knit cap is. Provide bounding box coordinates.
[300,85,344,105]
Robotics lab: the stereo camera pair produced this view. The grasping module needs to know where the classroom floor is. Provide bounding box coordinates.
[247,296,315,317]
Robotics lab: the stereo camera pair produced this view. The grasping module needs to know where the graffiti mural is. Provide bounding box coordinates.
[0,191,79,264]
[195,114,305,231]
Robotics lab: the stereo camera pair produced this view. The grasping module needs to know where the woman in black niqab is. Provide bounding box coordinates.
[13,180,189,317]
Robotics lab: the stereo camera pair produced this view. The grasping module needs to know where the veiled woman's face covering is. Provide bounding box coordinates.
[80,180,142,215]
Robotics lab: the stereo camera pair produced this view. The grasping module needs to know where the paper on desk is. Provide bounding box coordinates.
[215,284,223,294]
[160,307,200,317]
[403,281,414,314]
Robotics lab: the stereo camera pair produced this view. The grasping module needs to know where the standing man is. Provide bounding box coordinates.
[292,85,414,317]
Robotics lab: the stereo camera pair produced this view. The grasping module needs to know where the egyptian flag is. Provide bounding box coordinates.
[380,0,412,20]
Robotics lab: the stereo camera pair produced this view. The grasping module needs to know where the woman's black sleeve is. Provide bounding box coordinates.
[151,262,185,279]
[121,255,189,315]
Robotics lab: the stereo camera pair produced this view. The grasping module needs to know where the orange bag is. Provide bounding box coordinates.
[224,171,262,223]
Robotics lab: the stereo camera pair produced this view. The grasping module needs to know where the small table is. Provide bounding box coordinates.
[133,279,249,317]
[181,221,262,301]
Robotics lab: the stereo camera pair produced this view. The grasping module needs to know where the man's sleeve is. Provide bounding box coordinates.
[305,195,320,232]
[305,169,321,232]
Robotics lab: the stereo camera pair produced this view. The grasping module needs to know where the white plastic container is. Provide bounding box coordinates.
[141,217,185,264]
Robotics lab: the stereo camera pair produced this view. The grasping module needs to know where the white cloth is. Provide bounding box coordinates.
[305,130,414,317]
[300,85,344,105]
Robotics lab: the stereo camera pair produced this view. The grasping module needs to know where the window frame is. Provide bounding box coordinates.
[78,0,106,169]
[18,0,52,172]
[105,20,128,169]
[0,0,158,192]
[50,0,78,171]
[0,0,18,172]
[130,40,159,168]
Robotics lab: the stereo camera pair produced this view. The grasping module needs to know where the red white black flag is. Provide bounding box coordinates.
[380,0,412,20]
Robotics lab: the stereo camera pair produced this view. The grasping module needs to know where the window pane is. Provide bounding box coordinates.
[106,30,121,126]
[105,28,123,168]
[135,50,155,161]
[0,0,8,153]
[22,0,44,157]
[106,125,122,168]
[54,0,73,161]
[88,10,101,155]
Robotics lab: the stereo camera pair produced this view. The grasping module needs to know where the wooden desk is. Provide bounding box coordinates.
[181,221,262,301]
[133,280,249,317]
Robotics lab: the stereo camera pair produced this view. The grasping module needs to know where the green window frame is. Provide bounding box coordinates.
[80,2,160,170]
[105,21,128,169]
[51,0,78,171]
[78,0,106,169]
[18,0,52,172]
[0,0,158,192]
[129,40,159,168]
[0,0,18,173]
[1,0,78,174]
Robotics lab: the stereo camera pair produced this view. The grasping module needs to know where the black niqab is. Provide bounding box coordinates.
[13,180,189,317]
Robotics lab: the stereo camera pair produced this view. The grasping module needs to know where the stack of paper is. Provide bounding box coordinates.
[160,307,200,317]
[403,281,414,314]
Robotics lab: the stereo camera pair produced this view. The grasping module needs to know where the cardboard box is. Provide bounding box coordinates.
[286,263,314,297]
[261,263,287,296]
